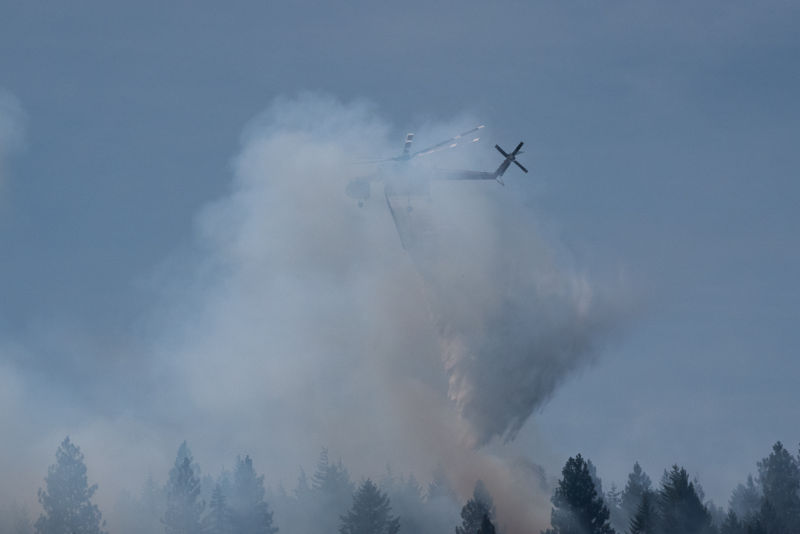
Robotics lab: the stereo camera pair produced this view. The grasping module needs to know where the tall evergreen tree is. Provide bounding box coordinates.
[277,449,354,534]
[35,437,107,534]
[311,449,355,532]
[544,454,614,534]
[629,491,656,534]
[656,466,713,534]
[267,471,307,534]
[477,515,496,534]
[339,479,400,534]
[746,499,779,534]
[728,475,760,522]
[605,483,624,531]
[163,445,205,534]
[756,441,800,532]
[171,441,202,481]
[620,462,652,531]
[313,449,354,499]
[381,471,426,534]
[312,448,332,490]
[719,510,744,534]
[456,481,496,534]
[587,460,604,500]
[205,484,232,534]
[229,455,277,534]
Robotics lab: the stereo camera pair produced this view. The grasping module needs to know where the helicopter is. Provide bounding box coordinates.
[345,125,528,206]
[345,127,528,249]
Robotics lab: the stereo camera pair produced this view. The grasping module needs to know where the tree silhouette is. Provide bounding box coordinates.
[311,448,355,534]
[728,474,760,523]
[656,466,713,534]
[229,455,277,534]
[340,479,399,534]
[719,509,744,534]
[35,437,107,534]
[629,491,656,534]
[544,454,614,534]
[621,462,652,529]
[456,480,495,534]
[205,483,232,534]
[163,445,205,534]
[756,441,800,532]
[380,470,426,534]
[477,515,495,534]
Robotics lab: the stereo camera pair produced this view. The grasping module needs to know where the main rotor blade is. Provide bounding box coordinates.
[514,160,529,173]
[512,141,524,155]
[411,125,484,158]
[415,137,480,158]
[495,145,510,158]
[354,157,399,164]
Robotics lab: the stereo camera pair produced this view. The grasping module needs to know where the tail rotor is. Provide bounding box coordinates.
[492,141,528,184]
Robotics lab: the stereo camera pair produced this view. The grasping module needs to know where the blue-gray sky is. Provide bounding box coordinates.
[1,0,799,524]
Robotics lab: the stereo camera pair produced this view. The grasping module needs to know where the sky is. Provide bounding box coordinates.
[1,0,799,528]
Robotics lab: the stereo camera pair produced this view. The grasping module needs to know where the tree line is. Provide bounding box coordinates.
[17,438,488,534]
[544,441,800,534]
[8,437,800,534]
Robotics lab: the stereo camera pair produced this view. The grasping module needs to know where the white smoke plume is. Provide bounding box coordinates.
[137,94,624,532]
[0,94,625,534]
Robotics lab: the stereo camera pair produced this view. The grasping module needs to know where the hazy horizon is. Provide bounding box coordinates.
[1,2,799,533]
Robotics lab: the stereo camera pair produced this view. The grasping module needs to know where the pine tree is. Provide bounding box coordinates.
[312,449,354,501]
[456,481,496,534]
[719,510,744,534]
[728,475,760,522]
[311,448,355,533]
[756,441,800,532]
[587,460,604,499]
[229,455,277,534]
[163,445,205,534]
[545,454,614,534]
[605,483,624,531]
[205,484,232,534]
[312,448,332,490]
[35,437,107,534]
[381,471,425,534]
[339,479,400,534]
[477,515,496,534]
[268,470,308,534]
[171,441,202,481]
[739,498,779,534]
[656,466,713,534]
[629,491,656,534]
[621,462,652,528]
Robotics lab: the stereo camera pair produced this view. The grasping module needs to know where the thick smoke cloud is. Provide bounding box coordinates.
[0,94,624,534]
[403,195,620,445]
[141,94,623,531]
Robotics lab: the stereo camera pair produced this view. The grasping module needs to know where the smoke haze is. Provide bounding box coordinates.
[1,95,625,534]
